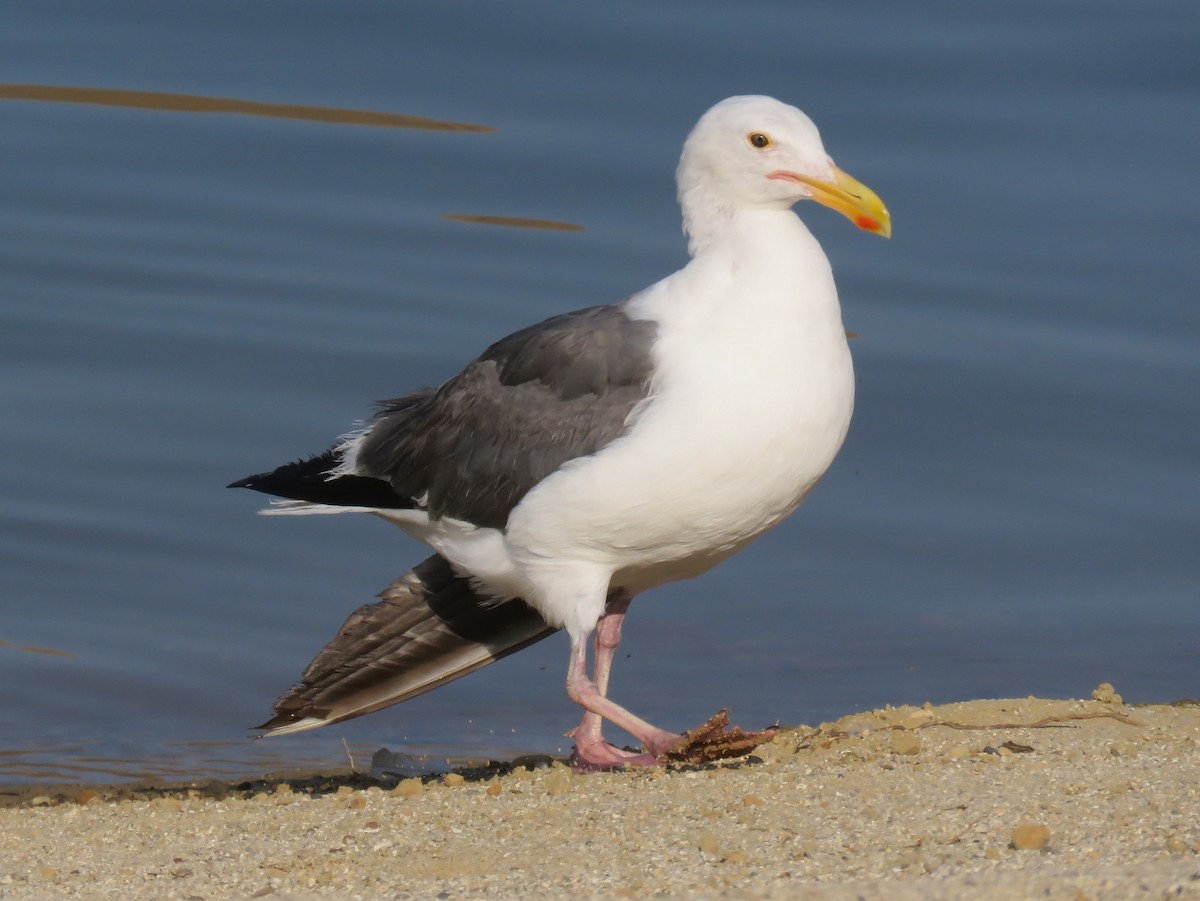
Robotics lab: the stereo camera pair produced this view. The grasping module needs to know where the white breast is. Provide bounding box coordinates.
[505,210,855,604]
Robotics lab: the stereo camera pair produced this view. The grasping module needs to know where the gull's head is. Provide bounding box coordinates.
[677,95,890,242]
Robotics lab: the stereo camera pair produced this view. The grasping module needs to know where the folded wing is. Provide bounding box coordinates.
[259,554,557,735]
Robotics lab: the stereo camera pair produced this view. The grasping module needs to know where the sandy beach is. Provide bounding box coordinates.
[2,690,1198,900]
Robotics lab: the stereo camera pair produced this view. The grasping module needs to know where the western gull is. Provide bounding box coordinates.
[231,95,890,769]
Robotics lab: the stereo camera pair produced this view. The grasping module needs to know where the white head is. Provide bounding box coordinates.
[676,95,890,253]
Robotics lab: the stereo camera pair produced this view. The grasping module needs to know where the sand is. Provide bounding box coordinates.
[2,691,1198,899]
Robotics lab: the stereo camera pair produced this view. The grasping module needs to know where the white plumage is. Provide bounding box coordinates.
[236,95,889,767]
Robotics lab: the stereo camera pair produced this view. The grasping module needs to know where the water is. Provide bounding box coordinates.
[1,1,1197,784]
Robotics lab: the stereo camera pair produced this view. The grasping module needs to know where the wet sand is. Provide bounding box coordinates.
[1,691,1198,899]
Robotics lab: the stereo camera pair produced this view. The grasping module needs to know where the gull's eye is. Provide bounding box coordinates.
[747,132,772,149]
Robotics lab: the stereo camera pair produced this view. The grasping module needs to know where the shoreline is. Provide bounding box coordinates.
[2,693,1197,899]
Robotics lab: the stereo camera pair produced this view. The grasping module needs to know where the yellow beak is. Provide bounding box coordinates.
[771,165,891,238]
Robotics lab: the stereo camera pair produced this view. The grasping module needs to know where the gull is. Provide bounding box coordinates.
[231,95,890,769]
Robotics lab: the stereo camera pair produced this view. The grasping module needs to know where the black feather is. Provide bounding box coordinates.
[228,451,412,509]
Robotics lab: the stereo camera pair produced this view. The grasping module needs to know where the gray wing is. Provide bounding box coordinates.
[258,554,558,734]
[354,304,657,529]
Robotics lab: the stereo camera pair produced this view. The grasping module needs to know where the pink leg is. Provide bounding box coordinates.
[570,591,628,748]
[592,589,629,698]
[568,592,653,766]
[566,592,680,769]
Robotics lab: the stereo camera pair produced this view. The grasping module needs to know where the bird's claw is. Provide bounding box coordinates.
[656,709,776,765]
[569,742,660,772]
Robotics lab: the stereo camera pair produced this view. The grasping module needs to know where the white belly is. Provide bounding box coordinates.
[505,291,855,600]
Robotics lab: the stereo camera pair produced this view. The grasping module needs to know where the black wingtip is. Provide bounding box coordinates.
[227,452,412,509]
[227,454,337,497]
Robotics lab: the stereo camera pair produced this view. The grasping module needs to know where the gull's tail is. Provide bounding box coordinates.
[257,554,557,736]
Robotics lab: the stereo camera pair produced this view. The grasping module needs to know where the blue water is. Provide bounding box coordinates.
[1,1,1197,783]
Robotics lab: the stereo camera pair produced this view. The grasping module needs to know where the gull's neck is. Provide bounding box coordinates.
[683,201,836,306]
[680,184,825,274]
[629,199,843,345]
[679,178,740,257]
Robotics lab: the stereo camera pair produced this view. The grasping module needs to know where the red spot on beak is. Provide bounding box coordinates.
[856,215,880,232]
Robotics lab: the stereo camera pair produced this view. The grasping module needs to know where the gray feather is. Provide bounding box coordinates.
[356,304,657,529]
